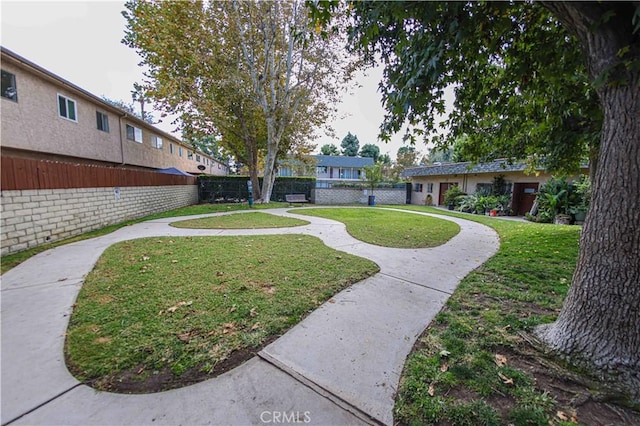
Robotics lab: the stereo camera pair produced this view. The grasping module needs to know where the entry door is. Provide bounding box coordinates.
[513,183,539,215]
[438,182,458,205]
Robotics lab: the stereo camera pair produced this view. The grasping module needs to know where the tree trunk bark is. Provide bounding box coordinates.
[537,2,640,402]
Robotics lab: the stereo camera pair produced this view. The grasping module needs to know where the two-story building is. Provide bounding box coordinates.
[1,47,228,175]
[277,154,375,187]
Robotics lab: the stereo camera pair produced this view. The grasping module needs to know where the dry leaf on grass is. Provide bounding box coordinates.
[440,362,449,372]
[165,301,193,314]
[249,307,258,317]
[495,353,508,367]
[428,384,435,397]
[251,322,260,331]
[498,372,514,385]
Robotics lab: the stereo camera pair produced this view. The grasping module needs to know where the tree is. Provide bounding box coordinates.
[320,143,340,155]
[390,146,421,181]
[340,132,360,156]
[312,1,640,401]
[359,143,380,162]
[123,1,351,202]
[362,161,383,194]
[101,96,154,124]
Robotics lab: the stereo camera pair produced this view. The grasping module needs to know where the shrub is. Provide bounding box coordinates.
[444,186,467,208]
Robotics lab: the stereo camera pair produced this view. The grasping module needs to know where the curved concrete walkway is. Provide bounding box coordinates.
[1,208,499,425]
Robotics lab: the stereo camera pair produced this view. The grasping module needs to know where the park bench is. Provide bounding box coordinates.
[285,194,308,206]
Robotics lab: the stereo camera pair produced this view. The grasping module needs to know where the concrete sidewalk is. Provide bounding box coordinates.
[1,208,499,425]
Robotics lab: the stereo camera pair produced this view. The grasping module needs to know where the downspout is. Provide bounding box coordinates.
[118,113,127,165]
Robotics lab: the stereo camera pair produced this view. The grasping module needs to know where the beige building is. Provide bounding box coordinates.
[403,160,589,215]
[1,47,227,175]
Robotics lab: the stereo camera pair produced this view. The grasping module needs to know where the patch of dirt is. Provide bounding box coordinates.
[499,346,640,425]
[82,335,279,394]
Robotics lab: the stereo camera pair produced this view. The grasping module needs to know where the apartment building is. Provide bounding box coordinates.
[1,47,227,175]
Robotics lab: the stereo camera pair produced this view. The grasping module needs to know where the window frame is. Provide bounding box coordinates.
[152,135,163,149]
[414,183,423,192]
[96,111,109,133]
[57,93,77,122]
[1,69,18,102]
[126,124,143,143]
[426,183,434,193]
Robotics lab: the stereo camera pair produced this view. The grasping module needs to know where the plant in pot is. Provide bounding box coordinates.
[443,185,466,210]
[569,175,591,223]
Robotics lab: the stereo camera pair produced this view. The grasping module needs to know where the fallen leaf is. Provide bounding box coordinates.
[142,256,150,261]
[440,361,449,372]
[177,332,192,343]
[171,260,178,264]
[439,350,451,357]
[229,304,237,313]
[495,354,508,367]
[556,411,569,421]
[137,366,145,374]
[216,271,224,276]
[428,384,435,397]
[498,372,514,385]
[222,322,236,334]
[329,299,336,303]
[249,307,258,317]
[251,322,260,331]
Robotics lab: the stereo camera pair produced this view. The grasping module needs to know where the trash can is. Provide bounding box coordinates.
[368,195,376,206]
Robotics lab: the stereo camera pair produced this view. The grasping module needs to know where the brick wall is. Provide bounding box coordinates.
[311,188,406,205]
[1,185,197,255]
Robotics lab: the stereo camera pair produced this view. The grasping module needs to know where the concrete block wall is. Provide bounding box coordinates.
[1,185,198,255]
[311,188,406,205]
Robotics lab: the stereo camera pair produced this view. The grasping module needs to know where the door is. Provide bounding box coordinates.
[438,182,458,206]
[512,182,539,215]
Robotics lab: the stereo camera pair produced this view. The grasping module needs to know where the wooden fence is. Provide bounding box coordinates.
[1,157,196,191]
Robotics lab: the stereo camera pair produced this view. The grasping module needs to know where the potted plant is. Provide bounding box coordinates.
[443,185,466,210]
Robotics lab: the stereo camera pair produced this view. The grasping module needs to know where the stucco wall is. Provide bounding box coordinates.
[1,185,197,255]
[311,188,405,205]
[409,171,557,206]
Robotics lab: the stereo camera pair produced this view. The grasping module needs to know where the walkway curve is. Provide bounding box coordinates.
[1,208,499,426]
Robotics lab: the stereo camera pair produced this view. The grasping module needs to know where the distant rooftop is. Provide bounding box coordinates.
[402,159,531,178]
[314,155,374,168]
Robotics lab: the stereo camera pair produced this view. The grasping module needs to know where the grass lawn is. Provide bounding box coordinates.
[65,234,378,392]
[391,206,639,425]
[1,202,289,274]
[295,207,460,248]
[171,211,309,229]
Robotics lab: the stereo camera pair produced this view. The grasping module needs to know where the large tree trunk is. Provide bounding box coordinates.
[537,2,640,402]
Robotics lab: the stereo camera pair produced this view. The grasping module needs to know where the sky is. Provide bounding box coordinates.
[1,1,445,160]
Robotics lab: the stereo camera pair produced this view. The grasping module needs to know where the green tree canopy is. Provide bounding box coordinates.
[340,132,360,156]
[320,143,340,155]
[359,143,380,162]
[341,2,601,175]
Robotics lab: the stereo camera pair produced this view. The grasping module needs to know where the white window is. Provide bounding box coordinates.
[58,94,77,122]
[179,146,183,157]
[152,135,163,149]
[188,151,193,160]
[96,111,109,132]
[426,183,434,193]
[1,70,18,101]
[126,124,142,143]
